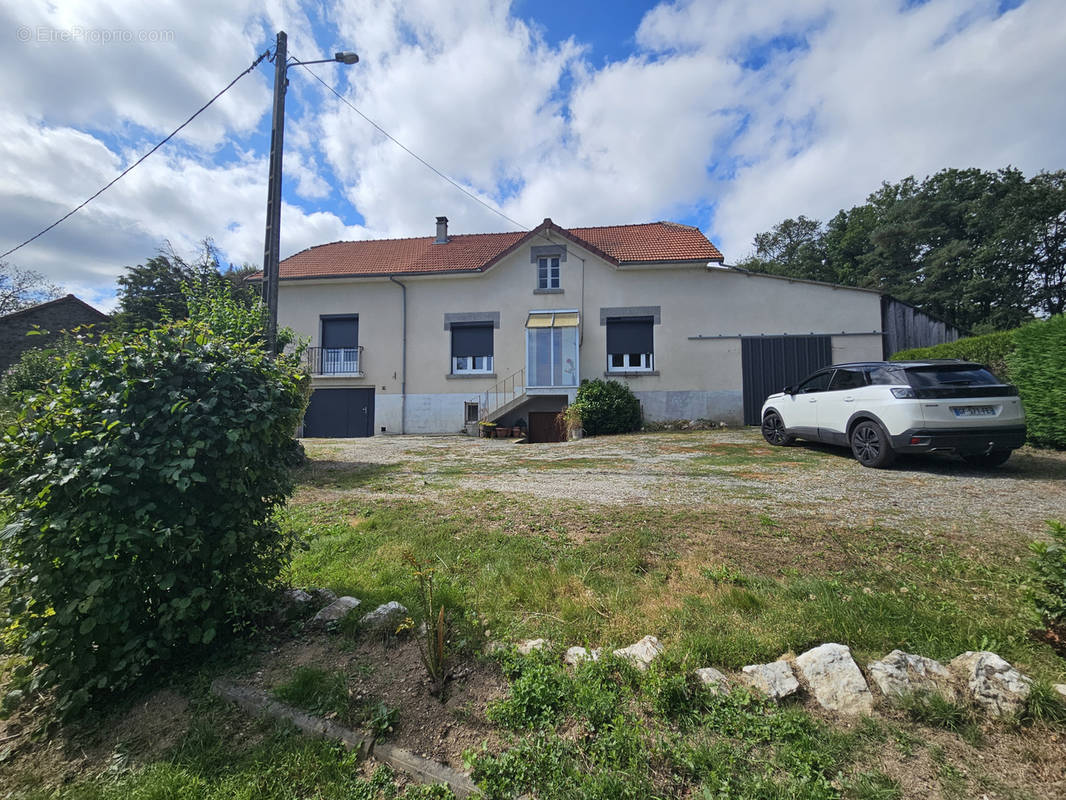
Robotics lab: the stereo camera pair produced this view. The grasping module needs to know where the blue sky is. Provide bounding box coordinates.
[0,0,1063,310]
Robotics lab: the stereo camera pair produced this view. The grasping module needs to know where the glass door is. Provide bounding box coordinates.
[526,311,579,387]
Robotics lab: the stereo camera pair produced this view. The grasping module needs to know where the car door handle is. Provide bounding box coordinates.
[843,396,855,402]
[808,398,817,403]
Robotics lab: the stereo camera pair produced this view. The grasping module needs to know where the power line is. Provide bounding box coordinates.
[291,57,532,232]
[0,50,272,262]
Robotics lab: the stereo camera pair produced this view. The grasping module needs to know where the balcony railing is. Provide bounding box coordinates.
[306,346,363,376]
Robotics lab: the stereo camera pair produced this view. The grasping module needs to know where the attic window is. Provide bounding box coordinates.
[537,256,560,290]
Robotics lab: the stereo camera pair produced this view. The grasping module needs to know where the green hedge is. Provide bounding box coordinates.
[891,315,1065,449]
[1007,315,1066,449]
[891,328,1016,380]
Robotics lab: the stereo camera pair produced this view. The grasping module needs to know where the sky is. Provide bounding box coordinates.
[0,0,1063,311]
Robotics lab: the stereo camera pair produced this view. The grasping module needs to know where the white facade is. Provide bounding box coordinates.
[277,224,885,435]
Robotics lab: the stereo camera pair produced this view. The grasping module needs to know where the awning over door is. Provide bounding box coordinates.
[526,310,579,327]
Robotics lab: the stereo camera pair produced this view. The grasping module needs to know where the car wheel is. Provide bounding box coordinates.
[850,420,896,468]
[962,450,1012,468]
[761,411,794,446]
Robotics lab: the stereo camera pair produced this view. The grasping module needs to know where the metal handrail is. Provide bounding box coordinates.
[305,346,364,375]
[479,367,525,421]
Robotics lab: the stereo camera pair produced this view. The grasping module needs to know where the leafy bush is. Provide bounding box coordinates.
[1030,520,1066,628]
[0,332,84,428]
[893,314,1066,449]
[891,327,1017,379]
[567,379,641,436]
[1008,314,1066,449]
[0,302,309,716]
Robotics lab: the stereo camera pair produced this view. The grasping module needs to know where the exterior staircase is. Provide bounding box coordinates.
[478,368,526,423]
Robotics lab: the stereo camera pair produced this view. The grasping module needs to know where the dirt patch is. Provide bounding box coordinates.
[0,687,192,793]
[249,632,506,771]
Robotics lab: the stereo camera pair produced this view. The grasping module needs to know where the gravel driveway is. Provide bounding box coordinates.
[301,429,1066,537]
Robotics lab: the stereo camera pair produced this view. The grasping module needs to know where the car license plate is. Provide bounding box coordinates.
[951,406,995,417]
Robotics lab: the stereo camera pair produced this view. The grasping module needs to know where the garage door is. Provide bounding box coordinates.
[741,336,832,426]
[303,388,375,438]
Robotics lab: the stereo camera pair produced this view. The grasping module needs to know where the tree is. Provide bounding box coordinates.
[737,167,1066,333]
[0,261,62,316]
[113,240,259,331]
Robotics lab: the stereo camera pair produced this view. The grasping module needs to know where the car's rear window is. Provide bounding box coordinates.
[905,366,1002,387]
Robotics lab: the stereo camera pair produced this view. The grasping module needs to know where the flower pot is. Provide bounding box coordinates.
[479,426,494,438]
[512,427,523,437]
[494,427,509,438]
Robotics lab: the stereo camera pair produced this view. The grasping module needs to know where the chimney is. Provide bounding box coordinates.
[435,216,449,244]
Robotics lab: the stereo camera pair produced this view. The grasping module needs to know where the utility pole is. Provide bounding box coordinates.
[263,30,287,355]
[261,32,357,354]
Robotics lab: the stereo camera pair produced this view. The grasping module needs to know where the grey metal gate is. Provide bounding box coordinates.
[741,336,832,426]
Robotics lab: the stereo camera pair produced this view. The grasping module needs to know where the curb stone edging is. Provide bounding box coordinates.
[211,681,479,798]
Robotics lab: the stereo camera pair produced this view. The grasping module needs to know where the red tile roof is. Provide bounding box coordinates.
[276,219,723,279]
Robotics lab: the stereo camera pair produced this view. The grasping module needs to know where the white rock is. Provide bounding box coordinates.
[740,660,799,701]
[949,651,1031,717]
[612,636,664,671]
[695,667,729,694]
[517,638,548,655]
[564,646,601,666]
[1054,684,1066,701]
[359,601,409,631]
[867,650,956,701]
[311,596,361,626]
[283,588,313,605]
[794,643,873,715]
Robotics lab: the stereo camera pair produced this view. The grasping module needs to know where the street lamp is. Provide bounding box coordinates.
[263,31,359,353]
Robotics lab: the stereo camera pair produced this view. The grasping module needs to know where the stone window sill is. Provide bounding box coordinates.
[533,288,564,295]
[446,373,497,380]
[604,370,660,378]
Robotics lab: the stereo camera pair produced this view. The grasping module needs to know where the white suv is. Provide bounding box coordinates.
[760,360,1026,468]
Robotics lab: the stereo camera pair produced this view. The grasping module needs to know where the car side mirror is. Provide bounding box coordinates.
[783,385,794,395]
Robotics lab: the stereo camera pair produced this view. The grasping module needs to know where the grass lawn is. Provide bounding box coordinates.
[3,429,1065,799]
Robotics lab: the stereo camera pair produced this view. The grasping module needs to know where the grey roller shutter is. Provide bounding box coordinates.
[606,317,653,354]
[451,323,493,358]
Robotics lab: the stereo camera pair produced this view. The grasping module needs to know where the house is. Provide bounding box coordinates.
[276,216,936,439]
[0,294,109,372]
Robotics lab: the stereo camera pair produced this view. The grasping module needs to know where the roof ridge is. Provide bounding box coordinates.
[568,221,666,231]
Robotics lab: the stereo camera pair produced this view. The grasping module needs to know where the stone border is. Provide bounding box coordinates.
[212,681,479,798]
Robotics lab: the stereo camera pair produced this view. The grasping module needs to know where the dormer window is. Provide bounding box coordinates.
[537,256,560,290]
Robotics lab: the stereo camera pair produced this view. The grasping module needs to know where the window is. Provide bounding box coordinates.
[795,371,832,394]
[827,369,867,391]
[526,311,579,387]
[606,316,654,373]
[537,256,560,290]
[320,315,359,374]
[464,402,480,423]
[451,322,494,374]
[867,365,907,385]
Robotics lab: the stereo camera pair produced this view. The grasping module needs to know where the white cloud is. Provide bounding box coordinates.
[1,0,1064,303]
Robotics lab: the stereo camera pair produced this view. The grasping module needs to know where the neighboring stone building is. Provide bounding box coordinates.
[0,294,109,372]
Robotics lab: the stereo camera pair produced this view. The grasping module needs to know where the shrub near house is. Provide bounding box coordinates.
[0,290,308,716]
[569,378,642,436]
